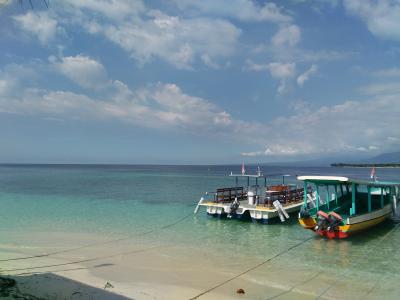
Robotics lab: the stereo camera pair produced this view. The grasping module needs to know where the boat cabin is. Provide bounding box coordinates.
[298,176,399,217]
[297,175,400,238]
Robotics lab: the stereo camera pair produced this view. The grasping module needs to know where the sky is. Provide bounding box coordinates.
[0,0,400,164]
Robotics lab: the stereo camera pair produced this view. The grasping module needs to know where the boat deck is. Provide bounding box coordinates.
[199,200,303,211]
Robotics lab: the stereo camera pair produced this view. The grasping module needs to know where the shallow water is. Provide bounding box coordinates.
[1,164,400,299]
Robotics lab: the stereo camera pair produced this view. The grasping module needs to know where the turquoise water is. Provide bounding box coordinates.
[1,164,400,298]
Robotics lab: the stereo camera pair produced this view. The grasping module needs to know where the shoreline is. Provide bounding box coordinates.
[331,164,400,168]
[1,229,400,299]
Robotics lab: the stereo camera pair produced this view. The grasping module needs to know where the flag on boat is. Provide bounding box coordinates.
[370,167,376,181]
[241,162,245,175]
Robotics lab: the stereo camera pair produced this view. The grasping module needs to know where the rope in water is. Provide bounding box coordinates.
[1,213,195,273]
[265,270,323,300]
[314,222,400,300]
[189,236,314,300]
[2,245,163,273]
[0,212,193,262]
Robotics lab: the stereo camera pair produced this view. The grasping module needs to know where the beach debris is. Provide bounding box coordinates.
[104,282,114,289]
[236,288,245,294]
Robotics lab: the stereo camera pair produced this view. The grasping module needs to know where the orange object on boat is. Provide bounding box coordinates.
[329,211,343,221]
[317,210,329,220]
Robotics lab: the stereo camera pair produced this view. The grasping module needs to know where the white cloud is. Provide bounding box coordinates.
[242,145,305,157]
[271,24,301,47]
[13,11,60,44]
[84,11,241,69]
[252,45,355,63]
[297,64,318,86]
[0,69,252,136]
[1,60,400,159]
[0,0,10,7]
[53,55,109,90]
[359,82,400,96]
[0,79,13,96]
[268,62,296,94]
[171,0,292,23]
[344,0,400,41]
[245,60,296,94]
[63,0,145,20]
[50,1,242,69]
[244,60,269,72]
[268,62,296,79]
[373,68,400,77]
[0,60,260,138]
[10,1,242,70]
[201,54,221,69]
[297,49,355,62]
[241,94,400,158]
[0,63,39,98]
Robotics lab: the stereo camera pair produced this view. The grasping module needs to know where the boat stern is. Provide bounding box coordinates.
[298,216,317,229]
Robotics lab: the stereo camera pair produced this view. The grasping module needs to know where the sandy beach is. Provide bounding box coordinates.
[1,229,398,300]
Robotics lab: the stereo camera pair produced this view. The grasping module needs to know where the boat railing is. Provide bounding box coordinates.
[260,187,306,207]
[212,186,246,203]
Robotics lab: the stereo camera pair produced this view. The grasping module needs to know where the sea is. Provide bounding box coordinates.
[1,164,400,298]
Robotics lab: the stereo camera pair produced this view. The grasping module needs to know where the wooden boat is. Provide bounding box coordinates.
[194,172,310,223]
[297,176,400,239]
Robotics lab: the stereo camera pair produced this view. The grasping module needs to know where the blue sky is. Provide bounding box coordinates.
[0,0,400,164]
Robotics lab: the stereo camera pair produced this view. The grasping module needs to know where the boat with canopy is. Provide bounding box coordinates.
[297,175,400,238]
[194,170,311,223]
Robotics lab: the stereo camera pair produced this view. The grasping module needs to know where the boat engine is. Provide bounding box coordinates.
[315,211,330,231]
[227,198,240,218]
[327,212,343,231]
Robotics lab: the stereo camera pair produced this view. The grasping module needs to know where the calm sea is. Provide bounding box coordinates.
[1,164,400,297]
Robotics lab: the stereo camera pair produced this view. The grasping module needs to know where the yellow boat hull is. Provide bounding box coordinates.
[299,206,391,239]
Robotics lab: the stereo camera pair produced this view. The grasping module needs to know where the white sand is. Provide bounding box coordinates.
[0,231,397,300]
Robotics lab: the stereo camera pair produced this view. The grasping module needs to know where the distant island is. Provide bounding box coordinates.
[331,163,400,168]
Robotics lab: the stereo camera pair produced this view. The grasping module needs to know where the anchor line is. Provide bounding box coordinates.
[8,232,216,276]
[265,270,323,300]
[356,223,400,299]
[189,236,314,300]
[314,223,400,300]
[2,245,163,273]
[0,212,193,263]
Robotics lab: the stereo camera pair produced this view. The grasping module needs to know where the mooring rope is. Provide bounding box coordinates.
[189,236,314,300]
[314,222,400,300]
[1,245,165,273]
[0,212,193,262]
[8,232,214,277]
[265,270,323,300]
[3,224,217,275]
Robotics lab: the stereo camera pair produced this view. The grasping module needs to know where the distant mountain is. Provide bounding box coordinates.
[365,151,400,163]
[258,151,400,168]
[331,151,400,167]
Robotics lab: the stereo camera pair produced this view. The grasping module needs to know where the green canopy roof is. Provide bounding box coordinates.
[297,175,400,187]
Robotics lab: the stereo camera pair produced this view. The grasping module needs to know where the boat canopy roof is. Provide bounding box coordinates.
[297,175,400,187]
[349,179,400,187]
[297,176,348,184]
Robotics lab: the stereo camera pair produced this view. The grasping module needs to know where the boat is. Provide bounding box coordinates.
[297,176,400,239]
[194,171,311,224]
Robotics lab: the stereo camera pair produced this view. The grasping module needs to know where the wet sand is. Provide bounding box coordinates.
[0,230,398,300]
